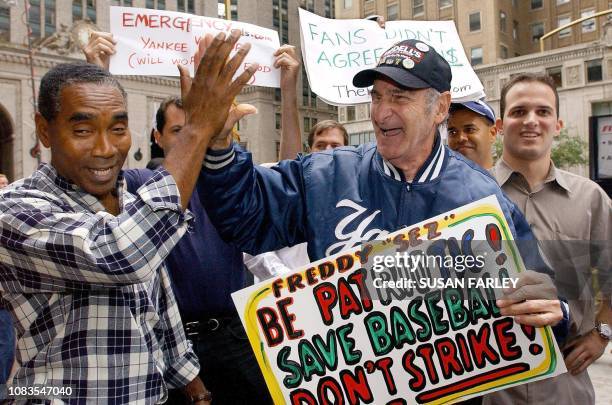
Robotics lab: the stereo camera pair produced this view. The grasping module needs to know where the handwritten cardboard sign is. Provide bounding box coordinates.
[232,195,565,404]
[109,7,281,87]
[298,8,485,105]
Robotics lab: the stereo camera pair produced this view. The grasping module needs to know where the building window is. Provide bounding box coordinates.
[439,0,452,8]
[304,117,312,133]
[112,0,133,6]
[469,12,481,32]
[0,4,9,41]
[558,16,571,38]
[586,59,603,82]
[177,0,194,13]
[500,45,508,59]
[349,131,375,146]
[531,22,544,42]
[387,4,398,21]
[499,11,507,32]
[73,0,96,23]
[546,66,562,88]
[146,0,165,10]
[302,69,316,107]
[470,47,483,65]
[217,0,237,20]
[412,0,424,16]
[275,113,281,130]
[31,0,56,38]
[512,0,517,7]
[347,106,356,121]
[324,0,333,18]
[530,0,542,9]
[344,0,352,8]
[513,20,518,40]
[305,0,314,12]
[593,101,612,116]
[581,9,596,33]
[556,0,570,4]
[273,0,288,45]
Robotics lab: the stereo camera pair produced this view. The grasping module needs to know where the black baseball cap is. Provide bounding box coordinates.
[353,39,452,93]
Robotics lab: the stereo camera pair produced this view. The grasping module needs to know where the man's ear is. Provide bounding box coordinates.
[35,112,51,148]
[153,129,162,146]
[488,123,498,141]
[495,118,504,136]
[436,91,451,124]
[555,118,564,137]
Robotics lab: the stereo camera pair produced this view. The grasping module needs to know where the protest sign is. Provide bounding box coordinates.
[109,7,281,87]
[298,8,484,105]
[232,195,566,404]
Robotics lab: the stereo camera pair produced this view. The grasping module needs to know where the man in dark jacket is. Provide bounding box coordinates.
[197,39,567,337]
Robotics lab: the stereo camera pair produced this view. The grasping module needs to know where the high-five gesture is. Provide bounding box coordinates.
[165,30,257,208]
[178,31,258,149]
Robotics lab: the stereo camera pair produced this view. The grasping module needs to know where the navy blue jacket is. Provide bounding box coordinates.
[199,139,546,273]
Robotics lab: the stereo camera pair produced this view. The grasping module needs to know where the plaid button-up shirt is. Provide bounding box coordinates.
[0,164,199,404]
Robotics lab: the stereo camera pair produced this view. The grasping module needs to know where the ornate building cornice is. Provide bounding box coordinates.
[475,42,609,76]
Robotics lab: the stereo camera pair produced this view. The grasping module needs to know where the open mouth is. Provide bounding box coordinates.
[380,128,403,137]
[520,131,540,139]
[88,167,114,182]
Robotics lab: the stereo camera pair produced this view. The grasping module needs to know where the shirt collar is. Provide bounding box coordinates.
[545,161,572,192]
[38,163,126,213]
[494,159,571,193]
[380,133,445,183]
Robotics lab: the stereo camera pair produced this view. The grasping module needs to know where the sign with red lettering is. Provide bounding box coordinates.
[109,7,280,87]
[232,195,566,404]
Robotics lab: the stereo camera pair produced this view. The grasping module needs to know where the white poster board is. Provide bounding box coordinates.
[109,7,280,87]
[299,8,484,105]
[233,196,566,404]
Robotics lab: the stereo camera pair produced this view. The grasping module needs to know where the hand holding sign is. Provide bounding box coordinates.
[83,31,117,70]
[274,44,300,92]
[110,7,281,87]
[497,270,563,327]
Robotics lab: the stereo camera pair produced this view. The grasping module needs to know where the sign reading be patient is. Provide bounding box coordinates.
[109,7,280,87]
[232,196,566,404]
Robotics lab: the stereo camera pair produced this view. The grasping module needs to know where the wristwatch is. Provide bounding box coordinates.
[595,322,612,340]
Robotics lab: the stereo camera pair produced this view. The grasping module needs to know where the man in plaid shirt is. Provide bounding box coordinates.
[0,31,256,403]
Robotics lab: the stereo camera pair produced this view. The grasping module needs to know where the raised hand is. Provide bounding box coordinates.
[82,31,116,71]
[179,32,258,149]
[274,44,300,92]
[177,30,258,142]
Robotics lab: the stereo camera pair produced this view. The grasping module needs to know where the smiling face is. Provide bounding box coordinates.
[36,83,131,210]
[448,109,497,169]
[370,77,450,172]
[498,81,562,164]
